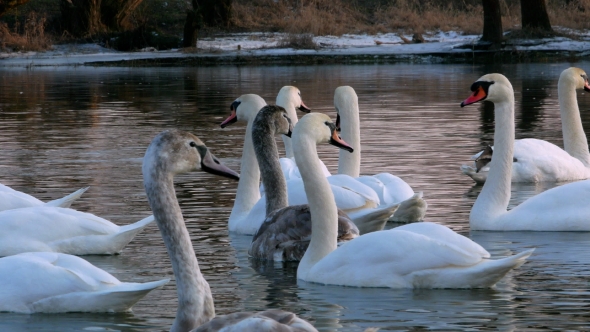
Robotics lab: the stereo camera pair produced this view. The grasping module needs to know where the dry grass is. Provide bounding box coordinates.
[0,12,52,51]
[278,33,319,49]
[231,0,589,36]
[548,0,590,30]
[231,0,368,36]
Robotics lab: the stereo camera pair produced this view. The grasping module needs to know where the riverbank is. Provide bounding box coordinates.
[1,30,589,67]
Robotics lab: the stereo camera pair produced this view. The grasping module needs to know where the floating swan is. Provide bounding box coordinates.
[142,129,317,332]
[0,184,88,212]
[461,67,590,183]
[292,112,533,288]
[247,105,359,261]
[0,252,168,313]
[334,86,427,222]
[222,95,397,235]
[0,206,154,256]
[463,73,590,231]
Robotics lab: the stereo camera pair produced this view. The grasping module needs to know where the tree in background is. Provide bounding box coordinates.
[183,0,231,48]
[0,0,29,17]
[481,0,503,45]
[59,0,144,37]
[520,0,553,35]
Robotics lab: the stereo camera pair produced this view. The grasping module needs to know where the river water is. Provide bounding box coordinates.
[1,61,590,331]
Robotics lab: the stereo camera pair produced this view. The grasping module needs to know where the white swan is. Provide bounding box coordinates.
[248,105,359,261]
[463,73,590,231]
[461,67,590,183]
[275,86,331,179]
[334,86,427,222]
[222,95,397,235]
[142,129,317,332]
[0,184,88,211]
[292,112,533,288]
[0,252,168,313]
[0,206,154,256]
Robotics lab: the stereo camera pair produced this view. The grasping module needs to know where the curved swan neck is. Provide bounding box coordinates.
[559,77,590,167]
[143,168,215,332]
[471,98,514,223]
[277,93,299,159]
[229,120,261,225]
[252,118,289,216]
[336,88,361,177]
[295,134,338,278]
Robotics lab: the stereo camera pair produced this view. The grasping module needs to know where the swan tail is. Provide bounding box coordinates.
[411,249,534,289]
[348,203,400,234]
[29,278,169,313]
[45,187,90,208]
[388,192,427,223]
[106,215,155,254]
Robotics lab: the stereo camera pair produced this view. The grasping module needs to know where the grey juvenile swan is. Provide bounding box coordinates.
[248,105,359,261]
[142,129,317,332]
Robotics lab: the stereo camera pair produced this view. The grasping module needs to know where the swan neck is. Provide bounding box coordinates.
[338,105,361,177]
[295,135,338,278]
[253,122,289,216]
[144,171,215,332]
[559,80,590,167]
[229,121,261,226]
[278,97,299,159]
[472,99,514,223]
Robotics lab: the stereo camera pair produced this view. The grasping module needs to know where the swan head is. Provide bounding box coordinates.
[143,129,240,180]
[277,86,311,113]
[293,113,354,152]
[252,105,294,138]
[559,67,590,92]
[221,94,266,128]
[461,73,513,107]
[334,86,358,130]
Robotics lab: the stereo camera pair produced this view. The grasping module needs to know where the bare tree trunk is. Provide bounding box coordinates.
[0,0,29,17]
[521,0,553,34]
[60,0,143,37]
[183,9,199,47]
[194,0,231,27]
[481,0,503,44]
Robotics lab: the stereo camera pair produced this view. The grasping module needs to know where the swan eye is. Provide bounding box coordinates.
[189,141,197,148]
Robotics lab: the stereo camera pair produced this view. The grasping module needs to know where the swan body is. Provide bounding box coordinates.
[292,112,533,288]
[0,206,154,256]
[143,129,316,332]
[247,105,359,261]
[334,86,427,222]
[461,67,590,183]
[464,72,590,231]
[0,184,88,211]
[0,252,168,313]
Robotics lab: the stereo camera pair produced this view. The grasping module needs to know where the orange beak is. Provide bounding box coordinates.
[461,86,487,107]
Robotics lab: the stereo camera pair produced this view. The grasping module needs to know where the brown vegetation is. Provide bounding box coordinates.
[231,0,590,36]
[0,12,51,51]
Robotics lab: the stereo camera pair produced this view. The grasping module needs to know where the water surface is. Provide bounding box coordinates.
[0,62,589,331]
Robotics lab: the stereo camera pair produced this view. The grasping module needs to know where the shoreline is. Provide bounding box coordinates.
[1,31,589,67]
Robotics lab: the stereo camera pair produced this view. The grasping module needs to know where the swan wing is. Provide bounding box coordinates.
[0,207,120,255]
[0,252,119,312]
[306,222,490,287]
[195,309,317,332]
[499,179,590,230]
[286,178,377,211]
[0,184,44,211]
[280,157,331,181]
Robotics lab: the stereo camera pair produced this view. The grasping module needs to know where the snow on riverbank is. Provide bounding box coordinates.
[0,30,589,67]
